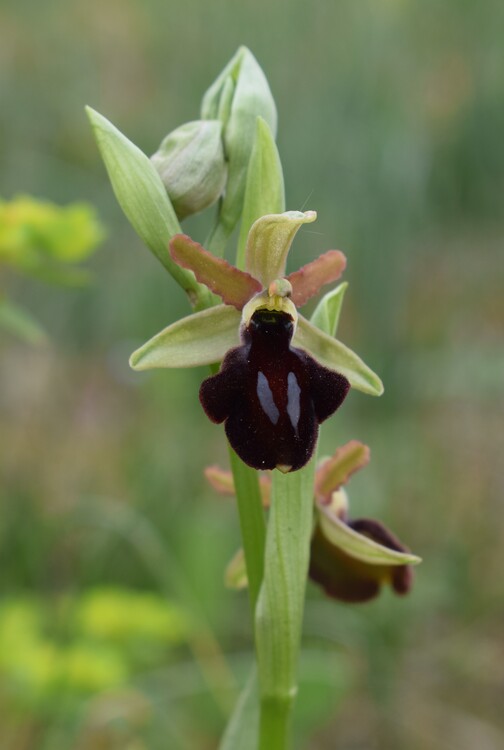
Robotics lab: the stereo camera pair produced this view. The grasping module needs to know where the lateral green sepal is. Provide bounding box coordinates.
[318,499,422,567]
[129,304,241,370]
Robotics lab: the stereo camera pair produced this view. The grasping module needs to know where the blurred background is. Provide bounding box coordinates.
[1,0,503,748]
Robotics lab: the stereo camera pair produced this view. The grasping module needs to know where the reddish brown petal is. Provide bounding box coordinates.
[170,234,262,309]
[315,441,370,504]
[287,250,347,307]
[204,466,236,496]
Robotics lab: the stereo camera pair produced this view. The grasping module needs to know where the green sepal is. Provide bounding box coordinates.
[236,117,285,270]
[86,107,211,308]
[245,211,316,288]
[310,282,348,337]
[129,304,241,370]
[294,315,384,396]
[318,499,422,567]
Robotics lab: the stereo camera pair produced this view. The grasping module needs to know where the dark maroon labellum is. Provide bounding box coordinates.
[199,310,350,472]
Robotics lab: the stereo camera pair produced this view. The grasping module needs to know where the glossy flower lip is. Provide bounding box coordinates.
[129,211,384,398]
[205,441,421,603]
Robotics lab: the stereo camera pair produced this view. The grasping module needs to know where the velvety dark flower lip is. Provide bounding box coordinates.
[200,309,349,471]
[205,441,421,602]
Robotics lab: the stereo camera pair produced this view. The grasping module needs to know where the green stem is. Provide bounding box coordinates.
[259,696,295,750]
[229,447,266,613]
[205,213,233,258]
[254,462,317,750]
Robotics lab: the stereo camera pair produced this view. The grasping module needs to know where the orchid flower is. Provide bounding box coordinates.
[206,440,421,602]
[130,211,383,472]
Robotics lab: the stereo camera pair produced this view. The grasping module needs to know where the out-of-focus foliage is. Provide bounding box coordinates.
[0,0,503,748]
[0,195,104,344]
[0,195,104,284]
[0,589,192,711]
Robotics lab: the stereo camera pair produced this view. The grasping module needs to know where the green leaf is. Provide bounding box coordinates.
[0,297,47,345]
[294,316,384,396]
[318,502,422,567]
[236,117,285,270]
[219,669,259,750]
[254,464,316,749]
[245,211,316,288]
[129,304,240,370]
[86,107,210,308]
[309,282,348,337]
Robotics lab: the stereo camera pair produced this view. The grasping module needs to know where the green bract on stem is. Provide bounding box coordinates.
[87,46,419,750]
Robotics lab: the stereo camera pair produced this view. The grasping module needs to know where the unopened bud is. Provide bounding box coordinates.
[151,120,226,219]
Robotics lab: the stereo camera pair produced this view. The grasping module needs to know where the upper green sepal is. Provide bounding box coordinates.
[245,211,316,287]
[129,304,241,370]
[294,316,384,396]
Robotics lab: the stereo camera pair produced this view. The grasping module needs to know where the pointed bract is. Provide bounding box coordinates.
[236,116,285,269]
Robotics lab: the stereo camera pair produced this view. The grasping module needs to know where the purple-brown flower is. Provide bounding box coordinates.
[206,440,420,603]
[129,212,384,472]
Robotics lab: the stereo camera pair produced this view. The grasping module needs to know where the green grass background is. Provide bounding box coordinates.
[1,0,503,747]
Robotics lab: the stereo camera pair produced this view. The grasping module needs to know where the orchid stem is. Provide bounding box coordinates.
[228,447,266,613]
[255,460,317,750]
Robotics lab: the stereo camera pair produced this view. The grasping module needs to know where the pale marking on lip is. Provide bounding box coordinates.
[286,371,301,431]
[257,371,280,425]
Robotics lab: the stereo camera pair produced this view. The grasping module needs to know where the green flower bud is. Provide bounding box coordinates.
[201,47,277,236]
[151,120,227,220]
